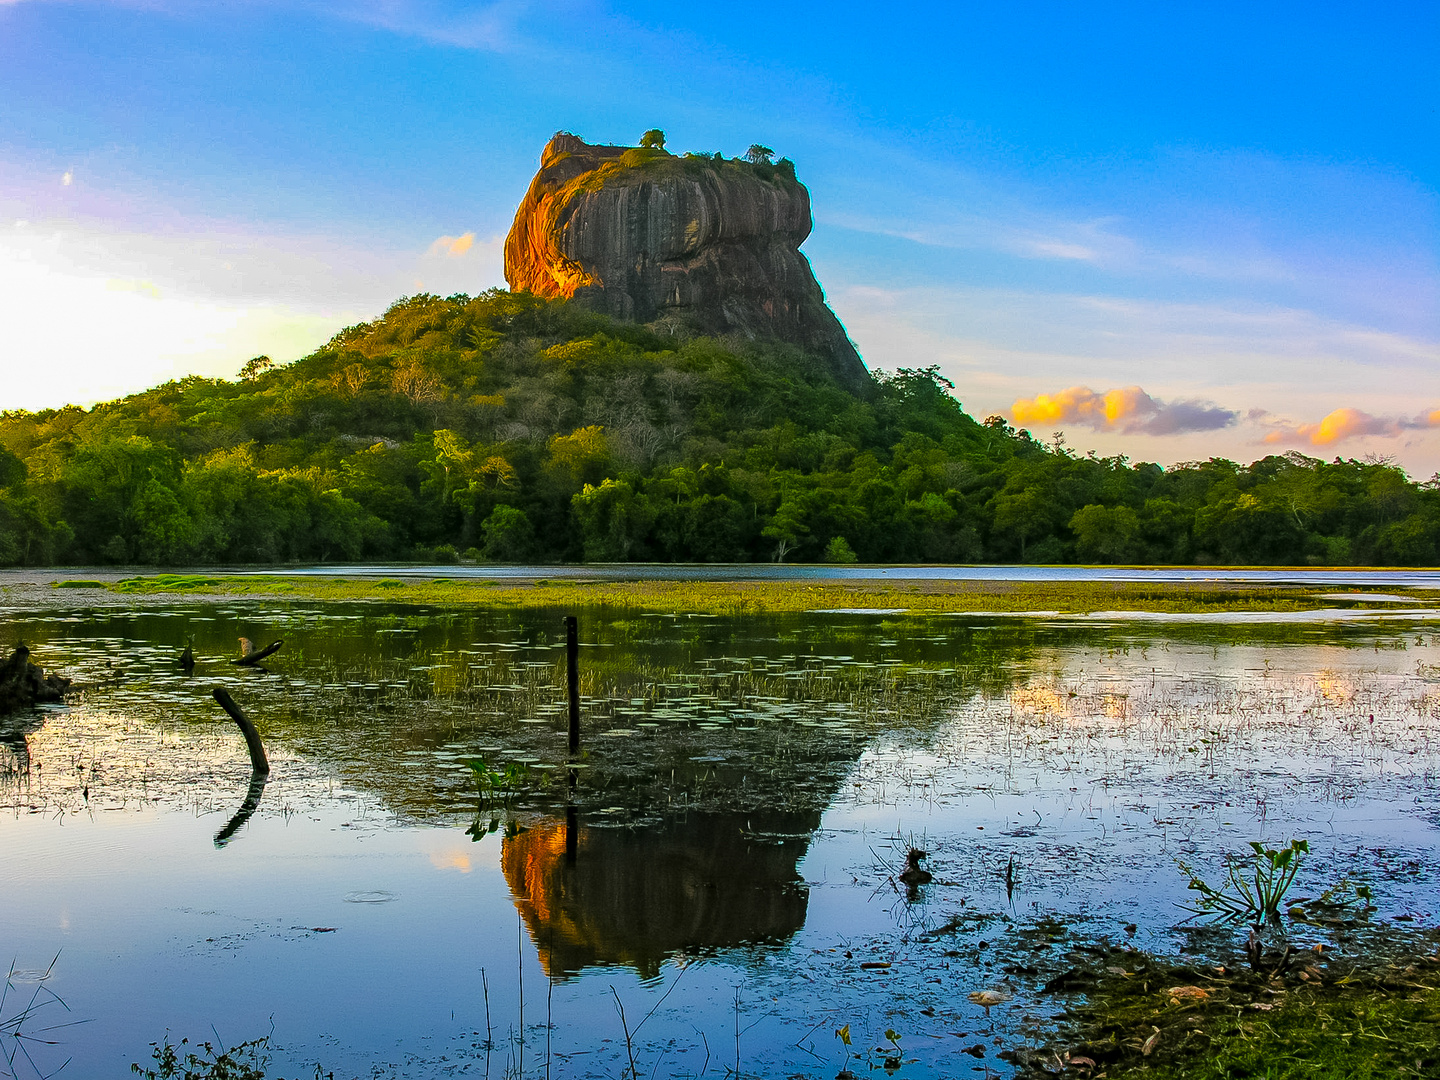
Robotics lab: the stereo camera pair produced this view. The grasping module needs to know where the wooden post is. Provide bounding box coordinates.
[566,615,580,754]
[212,687,270,775]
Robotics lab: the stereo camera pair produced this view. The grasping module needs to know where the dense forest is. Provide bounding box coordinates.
[1,290,1437,567]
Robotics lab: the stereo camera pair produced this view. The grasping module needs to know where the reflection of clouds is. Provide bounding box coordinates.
[1009,685,1070,718]
[427,845,473,873]
[1315,672,1356,704]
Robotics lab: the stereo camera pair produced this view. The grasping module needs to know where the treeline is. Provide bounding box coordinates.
[1,290,1437,567]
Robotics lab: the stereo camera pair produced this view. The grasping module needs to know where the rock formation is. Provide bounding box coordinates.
[0,644,70,716]
[505,133,869,389]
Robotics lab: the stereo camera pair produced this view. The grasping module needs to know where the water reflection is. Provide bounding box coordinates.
[501,809,818,979]
[213,769,268,847]
[0,711,40,777]
[5,599,1440,1080]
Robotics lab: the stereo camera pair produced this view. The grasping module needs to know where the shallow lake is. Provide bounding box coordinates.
[2,601,1438,1078]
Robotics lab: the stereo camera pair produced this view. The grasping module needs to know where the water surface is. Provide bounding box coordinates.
[2,602,1438,1078]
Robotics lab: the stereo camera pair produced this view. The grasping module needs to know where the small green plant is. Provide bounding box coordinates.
[1180,839,1309,925]
[131,1035,331,1080]
[466,757,530,807]
[638,129,665,150]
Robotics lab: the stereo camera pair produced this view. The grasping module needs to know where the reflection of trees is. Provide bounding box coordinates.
[502,810,818,979]
[0,712,41,778]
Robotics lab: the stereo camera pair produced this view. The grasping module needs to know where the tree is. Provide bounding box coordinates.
[480,505,534,561]
[1069,504,1143,564]
[572,479,655,561]
[238,355,274,381]
[762,495,809,562]
[639,129,666,150]
[745,144,775,165]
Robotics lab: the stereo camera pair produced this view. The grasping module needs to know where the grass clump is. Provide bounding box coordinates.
[113,574,221,593]
[1180,840,1310,926]
[1008,934,1440,1079]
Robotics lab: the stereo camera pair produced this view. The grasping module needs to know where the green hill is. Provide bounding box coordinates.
[0,290,1435,566]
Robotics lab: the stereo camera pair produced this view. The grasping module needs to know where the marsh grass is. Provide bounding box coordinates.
[97,574,1410,617]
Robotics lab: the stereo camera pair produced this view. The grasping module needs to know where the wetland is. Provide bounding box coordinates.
[1,578,1438,1078]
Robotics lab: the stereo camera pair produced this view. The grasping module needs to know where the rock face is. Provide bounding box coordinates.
[505,133,869,389]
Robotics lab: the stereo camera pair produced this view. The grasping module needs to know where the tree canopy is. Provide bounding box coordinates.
[1,289,1436,566]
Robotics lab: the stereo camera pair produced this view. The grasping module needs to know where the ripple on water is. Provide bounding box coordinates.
[342,890,397,904]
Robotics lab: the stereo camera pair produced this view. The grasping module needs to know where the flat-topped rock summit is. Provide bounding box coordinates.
[504,132,869,389]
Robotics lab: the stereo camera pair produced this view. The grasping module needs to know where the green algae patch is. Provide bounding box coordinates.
[112,574,222,592]
[92,573,1413,617]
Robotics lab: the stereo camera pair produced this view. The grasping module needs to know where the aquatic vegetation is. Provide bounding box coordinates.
[113,575,222,593]
[465,755,534,807]
[131,1035,331,1080]
[100,572,1387,617]
[1180,840,1311,926]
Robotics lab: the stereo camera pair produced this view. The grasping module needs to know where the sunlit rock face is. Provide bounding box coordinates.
[504,132,869,390]
[502,810,815,979]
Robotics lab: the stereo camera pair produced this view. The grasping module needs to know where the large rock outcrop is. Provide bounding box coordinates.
[505,133,869,389]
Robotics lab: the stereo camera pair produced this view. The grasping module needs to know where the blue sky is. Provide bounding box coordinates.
[2,1,1437,470]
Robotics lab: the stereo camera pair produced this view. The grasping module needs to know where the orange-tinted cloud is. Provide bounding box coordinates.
[428,846,473,873]
[1011,385,1236,435]
[1262,407,1440,447]
[427,231,475,257]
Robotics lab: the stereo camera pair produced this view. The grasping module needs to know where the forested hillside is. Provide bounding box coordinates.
[1,290,1436,567]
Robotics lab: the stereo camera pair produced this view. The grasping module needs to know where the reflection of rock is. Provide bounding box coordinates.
[502,810,817,979]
